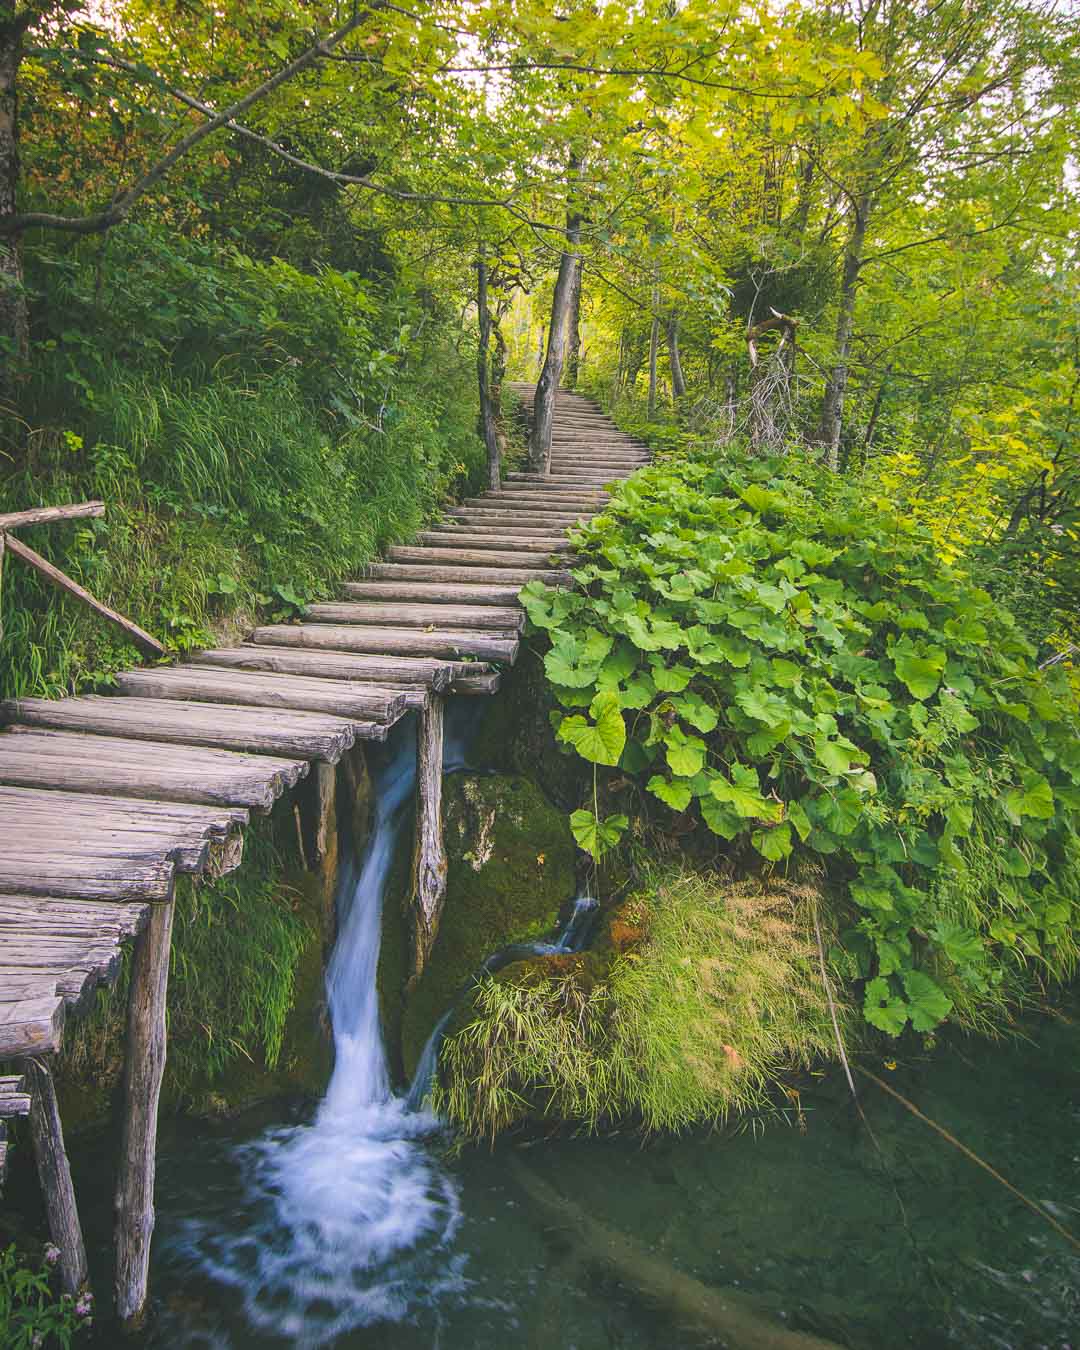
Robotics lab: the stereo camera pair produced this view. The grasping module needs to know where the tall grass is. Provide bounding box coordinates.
[1,222,485,699]
[434,868,849,1139]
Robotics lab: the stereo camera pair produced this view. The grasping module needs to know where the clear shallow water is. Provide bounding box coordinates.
[62,704,1080,1347]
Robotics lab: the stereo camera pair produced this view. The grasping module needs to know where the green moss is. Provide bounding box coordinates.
[400,773,576,1075]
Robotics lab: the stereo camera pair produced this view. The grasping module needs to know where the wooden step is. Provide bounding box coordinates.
[415,531,571,552]
[387,546,571,568]
[0,728,308,813]
[462,494,602,510]
[249,623,519,664]
[341,580,523,607]
[193,645,462,690]
[115,666,406,724]
[448,506,588,524]
[447,671,501,696]
[0,995,66,1058]
[307,601,524,631]
[0,1075,31,1119]
[2,694,364,763]
[365,562,572,586]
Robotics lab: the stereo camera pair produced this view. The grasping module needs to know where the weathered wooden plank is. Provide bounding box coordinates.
[340,580,523,607]
[0,830,209,873]
[387,546,573,568]
[305,601,525,632]
[115,666,406,724]
[115,898,174,1329]
[2,695,359,764]
[191,645,459,692]
[0,996,65,1057]
[0,855,174,903]
[26,1058,89,1297]
[0,896,148,934]
[0,1075,31,1118]
[0,501,105,531]
[449,671,502,695]
[4,533,165,658]
[365,563,572,587]
[463,493,604,509]
[249,623,519,663]
[0,729,307,812]
[0,786,247,836]
[415,531,571,552]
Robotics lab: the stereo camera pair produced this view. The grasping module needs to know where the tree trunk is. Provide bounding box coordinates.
[530,191,582,473]
[646,317,659,421]
[818,193,871,472]
[667,315,686,400]
[564,258,583,389]
[0,8,29,395]
[862,363,892,453]
[476,253,500,491]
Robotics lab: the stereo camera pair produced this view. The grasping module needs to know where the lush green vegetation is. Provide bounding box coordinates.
[523,434,1080,1038]
[60,813,316,1112]
[435,869,840,1139]
[0,1244,91,1348]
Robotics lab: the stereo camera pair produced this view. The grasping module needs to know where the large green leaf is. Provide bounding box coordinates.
[893,646,946,700]
[570,810,629,858]
[900,970,953,1031]
[1004,772,1055,823]
[556,693,626,765]
[647,775,693,811]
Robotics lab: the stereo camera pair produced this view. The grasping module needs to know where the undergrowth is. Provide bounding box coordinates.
[522,439,1080,1040]
[59,817,310,1105]
[433,869,843,1139]
[0,222,485,699]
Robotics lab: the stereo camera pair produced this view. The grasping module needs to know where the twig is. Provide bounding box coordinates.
[857,1066,1080,1254]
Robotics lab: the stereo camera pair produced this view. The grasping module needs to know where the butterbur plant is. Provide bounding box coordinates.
[0,1244,91,1348]
[522,448,1080,1038]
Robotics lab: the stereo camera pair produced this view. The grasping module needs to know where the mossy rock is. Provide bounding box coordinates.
[400,772,576,1075]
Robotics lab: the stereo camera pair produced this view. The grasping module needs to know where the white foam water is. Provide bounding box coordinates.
[167,716,468,1346]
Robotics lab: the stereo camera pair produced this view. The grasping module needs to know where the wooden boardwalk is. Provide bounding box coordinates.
[0,386,648,1315]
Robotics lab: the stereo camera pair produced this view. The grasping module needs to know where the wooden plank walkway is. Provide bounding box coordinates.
[0,387,649,1309]
[0,387,647,1060]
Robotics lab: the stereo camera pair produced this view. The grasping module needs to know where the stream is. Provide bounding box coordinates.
[60,711,1080,1348]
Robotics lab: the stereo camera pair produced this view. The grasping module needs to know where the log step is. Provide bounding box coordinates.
[192,645,461,690]
[340,579,523,605]
[0,996,66,1058]
[115,666,406,725]
[0,728,308,813]
[365,562,572,586]
[415,531,571,552]
[429,523,575,540]
[0,1075,31,1118]
[306,601,524,632]
[387,546,572,568]
[249,623,519,664]
[2,694,365,763]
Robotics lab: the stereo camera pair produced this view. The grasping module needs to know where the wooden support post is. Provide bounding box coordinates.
[0,530,6,644]
[410,695,447,982]
[25,1057,89,1297]
[114,899,174,1331]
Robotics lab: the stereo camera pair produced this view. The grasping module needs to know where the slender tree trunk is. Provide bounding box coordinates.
[646,268,660,419]
[862,363,892,453]
[667,315,686,400]
[624,332,646,392]
[818,193,871,471]
[0,8,29,398]
[530,174,582,472]
[564,258,583,389]
[476,252,500,491]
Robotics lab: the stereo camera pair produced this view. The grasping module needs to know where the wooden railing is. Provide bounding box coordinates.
[0,500,165,658]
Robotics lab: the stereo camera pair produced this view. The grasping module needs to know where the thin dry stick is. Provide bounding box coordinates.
[812,903,857,1098]
[858,1067,1080,1255]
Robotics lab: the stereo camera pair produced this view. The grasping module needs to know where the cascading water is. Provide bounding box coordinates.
[164,702,593,1346]
[166,713,470,1344]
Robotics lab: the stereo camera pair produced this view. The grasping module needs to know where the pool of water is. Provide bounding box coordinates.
[64,993,1078,1350]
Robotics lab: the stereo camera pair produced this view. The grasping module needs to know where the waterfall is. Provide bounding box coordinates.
[165,701,591,1346]
[169,711,472,1345]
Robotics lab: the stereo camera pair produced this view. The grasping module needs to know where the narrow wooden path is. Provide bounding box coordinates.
[0,385,648,1311]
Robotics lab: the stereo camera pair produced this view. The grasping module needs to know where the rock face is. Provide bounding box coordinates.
[396,771,577,1077]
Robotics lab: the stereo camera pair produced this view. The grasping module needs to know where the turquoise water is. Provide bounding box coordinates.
[63,994,1078,1348]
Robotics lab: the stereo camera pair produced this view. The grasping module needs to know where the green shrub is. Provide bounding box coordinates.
[0,1244,91,1348]
[522,447,1080,1038]
[434,869,842,1138]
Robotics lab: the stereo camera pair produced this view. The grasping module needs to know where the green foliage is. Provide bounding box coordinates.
[1,223,485,700]
[523,445,1080,1037]
[0,1245,91,1349]
[60,819,310,1103]
[433,870,842,1138]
